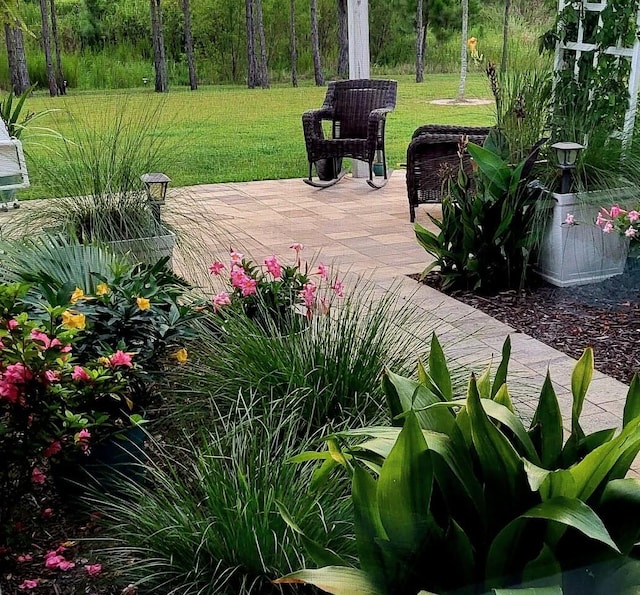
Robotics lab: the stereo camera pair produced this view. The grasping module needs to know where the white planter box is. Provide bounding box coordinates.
[107,227,176,268]
[535,191,629,287]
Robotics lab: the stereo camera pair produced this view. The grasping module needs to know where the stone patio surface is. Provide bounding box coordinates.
[6,171,633,468]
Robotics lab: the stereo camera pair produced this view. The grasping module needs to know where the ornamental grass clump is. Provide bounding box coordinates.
[89,393,355,595]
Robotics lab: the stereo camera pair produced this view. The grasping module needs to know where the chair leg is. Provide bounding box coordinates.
[410,204,416,222]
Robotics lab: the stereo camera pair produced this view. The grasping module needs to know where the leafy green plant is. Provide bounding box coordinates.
[88,394,355,595]
[0,85,60,145]
[278,334,640,594]
[415,134,547,292]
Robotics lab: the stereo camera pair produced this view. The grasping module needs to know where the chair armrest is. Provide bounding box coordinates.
[303,107,335,141]
[411,124,492,141]
[367,108,393,142]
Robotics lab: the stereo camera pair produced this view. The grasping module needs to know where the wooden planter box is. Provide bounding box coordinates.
[535,190,630,287]
[107,226,176,268]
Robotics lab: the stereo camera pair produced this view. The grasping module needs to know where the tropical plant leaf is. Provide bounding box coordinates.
[598,478,640,555]
[623,373,640,426]
[529,372,563,469]
[273,567,384,595]
[427,333,452,400]
[467,142,511,193]
[521,544,563,588]
[570,347,594,435]
[493,589,563,594]
[493,383,515,414]
[491,336,511,399]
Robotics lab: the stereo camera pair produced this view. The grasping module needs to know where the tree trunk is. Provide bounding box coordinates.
[501,0,511,73]
[5,23,18,93]
[245,0,258,88]
[150,0,168,92]
[310,0,323,86]
[337,0,348,78]
[13,25,29,93]
[289,0,297,87]
[456,0,468,101]
[39,0,57,96]
[50,0,65,94]
[415,0,424,83]
[254,0,268,88]
[182,0,197,90]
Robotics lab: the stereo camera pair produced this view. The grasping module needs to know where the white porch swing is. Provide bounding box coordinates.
[0,118,29,211]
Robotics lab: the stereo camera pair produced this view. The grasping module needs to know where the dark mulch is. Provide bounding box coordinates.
[416,270,640,385]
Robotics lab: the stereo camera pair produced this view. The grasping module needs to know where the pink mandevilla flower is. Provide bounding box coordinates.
[626,227,637,238]
[315,263,329,279]
[18,579,39,590]
[84,564,102,577]
[213,292,231,311]
[603,221,614,233]
[109,350,133,367]
[31,468,46,485]
[72,366,91,382]
[331,279,345,298]
[264,256,282,279]
[208,261,226,275]
[240,278,257,297]
[629,210,640,223]
[564,213,575,226]
[609,205,627,218]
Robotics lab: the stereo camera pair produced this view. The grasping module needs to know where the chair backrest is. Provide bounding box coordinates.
[0,119,29,191]
[328,79,397,139]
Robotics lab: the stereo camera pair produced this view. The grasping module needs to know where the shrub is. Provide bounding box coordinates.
[279,334,640,594]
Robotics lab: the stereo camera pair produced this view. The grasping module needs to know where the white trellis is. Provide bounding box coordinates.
[554,0,640,141]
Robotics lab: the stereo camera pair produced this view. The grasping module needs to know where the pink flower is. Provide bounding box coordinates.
[57,560,75,571]
[229,249,244,264]
[331,279,345,298]
[208,261,226,275]
[301,282,317,309]
[264,256,282,279]
[75,429,91,452]
[41,508,53,519]
[625,226,637,238]
[44,555,64,569]
[603,221,614,233]
[290,243,304,253]
[230,268,251,289]
[213,292,231,311]
[610,205,626,218]
[595,212,608,227]
[564,213,575,226]
[30,329,63,351]
[7,319,18,330]
[44,370,60,384]
[84,564,102,577]
[629,210,640,222]
[109,350,133,367]
[72,366,91,382]
[43,441,62,458]
[17,554,33,563]
[315,263,329,279]
[31,468,46,485]
[240,278,257,297]
[18,579,39,590]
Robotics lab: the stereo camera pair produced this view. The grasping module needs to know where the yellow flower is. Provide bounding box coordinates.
[173,347,188,364]
[61,310,86,330]
[97,356,110,367]
[467,37,477,51]
[96,283,110,296]
[137,297,151,311]
[70,287,84,304]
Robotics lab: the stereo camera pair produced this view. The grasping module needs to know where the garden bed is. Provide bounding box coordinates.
[416,270,640,385]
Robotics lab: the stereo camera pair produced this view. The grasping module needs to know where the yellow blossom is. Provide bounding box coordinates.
[61,310,86,330]
[467,37,477,51]
[96,283,110,296]
[137,297,151,311]
[70,287,85,303]
[173,347,188,364]
[97,356,110,367]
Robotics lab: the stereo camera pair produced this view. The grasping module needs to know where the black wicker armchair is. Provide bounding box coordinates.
[302,79,397,189]
[406,124,491,222]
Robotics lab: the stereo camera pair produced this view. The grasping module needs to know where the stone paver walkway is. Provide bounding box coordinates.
[165,170,632,458]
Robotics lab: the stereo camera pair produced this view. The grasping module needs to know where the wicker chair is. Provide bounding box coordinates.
[302,79,397,189]
[406,124,491,222]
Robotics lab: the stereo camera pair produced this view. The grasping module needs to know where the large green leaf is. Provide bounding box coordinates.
[427,333,452,401]
[598,478,640,555]
[487,497,619,582]
[467,142,511,193]
[623,373,640,426]
[570,347,594,436]
[377,411,434,553]
[491,336,512,399]
[522,544,563,588]
[529,373,563,469]
[274,567,383,595]
[493,589,563,595]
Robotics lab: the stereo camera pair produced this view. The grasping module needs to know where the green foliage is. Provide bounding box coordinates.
[90,395,355,595]
[279,334,640,594]
[414,135,546,292]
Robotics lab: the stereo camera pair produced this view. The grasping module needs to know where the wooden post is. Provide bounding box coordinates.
[347,0,370,177]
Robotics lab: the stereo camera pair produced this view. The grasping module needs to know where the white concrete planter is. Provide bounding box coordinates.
[107,226,176,268]
[535,191,630,287]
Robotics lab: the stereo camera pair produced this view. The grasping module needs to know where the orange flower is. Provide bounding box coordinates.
[61,310,86,330]
[96,283,109,296]
[70,287,85,304]
[136,297,151,311]
[173,348,188,364]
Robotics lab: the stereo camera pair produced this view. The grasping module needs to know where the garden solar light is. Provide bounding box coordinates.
[141,172,171,223]
[551,141,583,194]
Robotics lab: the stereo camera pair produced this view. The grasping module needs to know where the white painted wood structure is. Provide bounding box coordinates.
[0,119,29,191]
[554,0,640,141]
[347,0,370,177]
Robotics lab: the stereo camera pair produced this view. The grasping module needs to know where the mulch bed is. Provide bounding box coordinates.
[415,270,640,385]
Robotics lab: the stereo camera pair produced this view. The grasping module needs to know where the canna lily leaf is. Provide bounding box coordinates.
[467,142,511,193]
[623,373,640,426]
[494,383,515,414]
[311,457,340,491]
[273,567,383,595]
[491,336,511,399]
[427,333,452,400]
[598,478,640,555]
[522,544,563,588]
[476,361,493,399]
[570,347,594,438]
[529,372,563,469]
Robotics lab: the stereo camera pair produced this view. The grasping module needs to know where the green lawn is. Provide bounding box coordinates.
[21,73,495,199]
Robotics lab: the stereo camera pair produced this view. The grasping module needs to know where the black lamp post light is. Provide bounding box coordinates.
[551,141,584,194]
[141,172,171,225]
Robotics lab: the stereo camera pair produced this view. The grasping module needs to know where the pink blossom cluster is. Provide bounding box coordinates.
[596,204,640,239]
[44,546,75,571]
